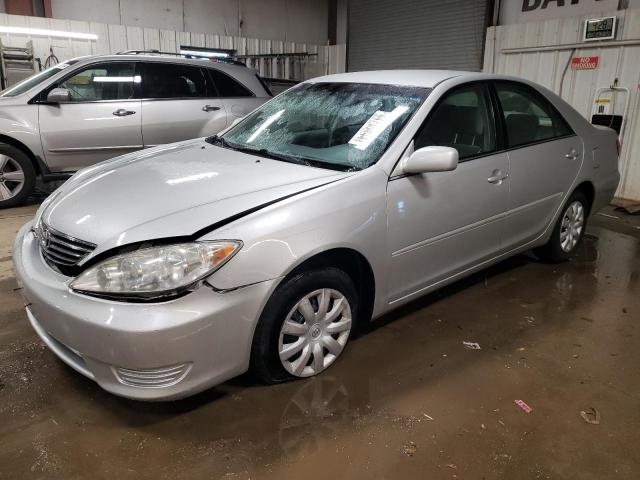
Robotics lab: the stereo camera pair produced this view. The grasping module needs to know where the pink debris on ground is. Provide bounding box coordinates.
[515,399,533,413]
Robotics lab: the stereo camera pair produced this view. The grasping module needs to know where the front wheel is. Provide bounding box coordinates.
[250,268,358,384]
[535,190,588,263]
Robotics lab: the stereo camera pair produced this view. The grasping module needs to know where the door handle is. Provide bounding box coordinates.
[202,105,221,112]
[565,148,579,160]
[487,170,509,184]
[113,109,136,116]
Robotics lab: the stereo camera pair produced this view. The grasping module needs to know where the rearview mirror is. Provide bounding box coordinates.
[46,88,71,104]
[402,146,458,174]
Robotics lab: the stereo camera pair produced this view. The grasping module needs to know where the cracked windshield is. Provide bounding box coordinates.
[219,82,430,171]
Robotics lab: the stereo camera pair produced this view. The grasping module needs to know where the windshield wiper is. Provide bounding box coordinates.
[207,136,309,166]
[256,149,311,166]
[205,135,356,171]
[205,134,229,147]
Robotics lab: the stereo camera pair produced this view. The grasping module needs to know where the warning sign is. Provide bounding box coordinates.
[571,56,599,69]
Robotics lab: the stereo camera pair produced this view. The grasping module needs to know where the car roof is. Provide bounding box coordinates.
[70,53,253,76]
[308,70,500,88]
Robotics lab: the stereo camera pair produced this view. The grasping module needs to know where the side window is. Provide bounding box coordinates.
[58,63,136,102]
[208,69,253,97]
[495,82,573,148]
[141,63,214,99]
[414,84,496,160]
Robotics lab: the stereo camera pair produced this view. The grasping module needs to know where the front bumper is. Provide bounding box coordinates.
[13,222,278,400]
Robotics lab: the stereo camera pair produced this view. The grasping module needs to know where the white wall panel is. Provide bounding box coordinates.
[125,26,144,51]
[107,24,128,54]
[0,13,346,81]
[485,8,640,202]
[50,0,328,44]
[143,28,161,51]
[205,34,221,49]
[159,29,177,52]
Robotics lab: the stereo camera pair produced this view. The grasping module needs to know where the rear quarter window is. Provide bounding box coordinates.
[208,68,253,97]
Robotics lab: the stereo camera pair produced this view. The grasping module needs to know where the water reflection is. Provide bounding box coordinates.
[278,376,351,458]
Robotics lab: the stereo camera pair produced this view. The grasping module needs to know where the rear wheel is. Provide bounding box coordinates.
[0,144,36,209]
[251,268,358,384]
[535,190,588,263]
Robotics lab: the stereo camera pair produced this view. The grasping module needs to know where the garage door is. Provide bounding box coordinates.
[347,0,491,72]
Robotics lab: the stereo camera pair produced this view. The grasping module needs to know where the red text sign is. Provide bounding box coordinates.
[571,56,599,69]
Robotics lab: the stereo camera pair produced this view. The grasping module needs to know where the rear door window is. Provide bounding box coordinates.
[141,63,215,99]
[494,82,573,148]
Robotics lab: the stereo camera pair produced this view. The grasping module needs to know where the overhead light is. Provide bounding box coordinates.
[0,26,98,40]
[179,49,229,58]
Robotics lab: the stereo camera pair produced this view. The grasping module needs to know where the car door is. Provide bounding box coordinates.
[387,83,510,303]
[493,81,582,248]
[207,67,265,123]
[38,62,142,171]
[139,62,227,146]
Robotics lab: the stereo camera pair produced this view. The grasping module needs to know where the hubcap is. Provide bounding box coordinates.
[278,288,352,378]
[0,155,25,201]
[560,200,585,253]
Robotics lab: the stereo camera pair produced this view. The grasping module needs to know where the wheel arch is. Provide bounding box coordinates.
[572,180,595,215]
[0,134,42,175]
[280,247,376,327]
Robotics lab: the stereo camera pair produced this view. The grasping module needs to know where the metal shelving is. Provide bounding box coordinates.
[0,39,36,90]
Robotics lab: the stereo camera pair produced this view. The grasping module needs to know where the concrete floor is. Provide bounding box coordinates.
[1,203,639,480]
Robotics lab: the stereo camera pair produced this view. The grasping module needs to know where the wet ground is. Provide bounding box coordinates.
[1,204,639,479]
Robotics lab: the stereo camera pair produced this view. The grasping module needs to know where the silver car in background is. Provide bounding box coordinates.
[0,53,271,208]
[13,70,620,400]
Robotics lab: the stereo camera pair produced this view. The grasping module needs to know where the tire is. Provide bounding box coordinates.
[250,267,358,384]
[535,190,589,263]
[0,143,36,209]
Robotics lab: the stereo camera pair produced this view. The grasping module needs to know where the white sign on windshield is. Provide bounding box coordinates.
[348,106,408,150]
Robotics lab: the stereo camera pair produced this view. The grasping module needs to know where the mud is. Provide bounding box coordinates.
[0,206,639,479]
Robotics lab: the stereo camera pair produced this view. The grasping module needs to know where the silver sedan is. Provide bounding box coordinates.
[13,70,620,400]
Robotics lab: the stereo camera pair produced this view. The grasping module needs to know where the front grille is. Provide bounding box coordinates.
[35,223,96,271]
[113,363,192,388]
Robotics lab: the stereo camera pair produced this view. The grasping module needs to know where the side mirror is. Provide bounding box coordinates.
[402,146,458,174]
[46,88,71,103]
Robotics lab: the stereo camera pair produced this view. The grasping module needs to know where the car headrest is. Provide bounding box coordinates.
[427,104,458,143]
[455,106,484,137]
[505,113,539,145]
[175,77,191,97]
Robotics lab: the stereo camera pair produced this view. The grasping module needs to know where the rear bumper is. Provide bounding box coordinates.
[13,222,277,400]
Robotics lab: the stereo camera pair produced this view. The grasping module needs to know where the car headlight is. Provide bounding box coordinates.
[69,241,241,300]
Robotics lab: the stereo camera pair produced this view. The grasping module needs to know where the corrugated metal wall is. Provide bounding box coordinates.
[347,0,490,72]
[0,12,346,81]
[484,8,640,202]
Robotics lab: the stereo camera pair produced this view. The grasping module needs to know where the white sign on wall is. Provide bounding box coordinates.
[500,0,636,25]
